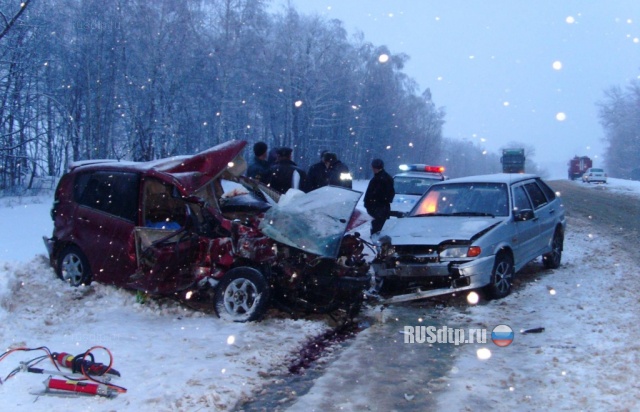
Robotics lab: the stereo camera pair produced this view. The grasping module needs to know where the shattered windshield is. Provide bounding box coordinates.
[412,183,509,217]
[259,186,362,258]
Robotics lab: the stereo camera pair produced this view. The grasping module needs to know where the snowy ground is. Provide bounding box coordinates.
[0,194,332,411]
[0,178,639,411]
[288,178,640,411]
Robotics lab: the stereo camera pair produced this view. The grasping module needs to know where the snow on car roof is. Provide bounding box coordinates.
[432,173,539,185]
[394,171,444,179]
[68,140,246,175]
[68,156,191,172]
[67,140,248,196]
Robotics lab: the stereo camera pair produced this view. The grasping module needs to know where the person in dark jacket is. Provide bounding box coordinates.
[267,147,308,194]
[246,141,270,182]
[267,147,279,165]
[364,158,395,235]
[306,150,329,191]
[323,152,352,189]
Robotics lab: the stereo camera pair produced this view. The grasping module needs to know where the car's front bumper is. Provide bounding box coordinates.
[372,254,495,293]
[335,273,372,296]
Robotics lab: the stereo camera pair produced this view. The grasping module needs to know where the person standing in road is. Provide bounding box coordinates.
[324,152,352,189]
[267,147,308,194]
[364,158,395,235]
[246,141,270,182]
[306,150,329,191]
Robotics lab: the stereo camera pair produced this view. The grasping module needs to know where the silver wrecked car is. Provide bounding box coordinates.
[372,173,565,303]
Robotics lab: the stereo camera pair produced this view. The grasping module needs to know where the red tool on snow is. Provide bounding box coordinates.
[1,345,127,397]
[52,352,121,377]
[44,376,116,397]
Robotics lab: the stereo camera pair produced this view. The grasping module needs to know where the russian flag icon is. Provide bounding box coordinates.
[492,324,514,347]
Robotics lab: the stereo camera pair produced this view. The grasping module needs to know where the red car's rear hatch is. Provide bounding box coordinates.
[147,140,247,196]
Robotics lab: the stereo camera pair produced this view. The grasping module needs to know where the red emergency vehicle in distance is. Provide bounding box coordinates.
[568,156,592,180]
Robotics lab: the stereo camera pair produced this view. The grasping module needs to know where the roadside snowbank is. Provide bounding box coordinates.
[0,195,333,411]
[0,254,332,411]
[432,213,640,411]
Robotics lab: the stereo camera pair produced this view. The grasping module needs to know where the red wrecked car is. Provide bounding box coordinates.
[43,140,371,321]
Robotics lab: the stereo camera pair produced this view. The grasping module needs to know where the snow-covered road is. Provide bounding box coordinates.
[285,179,640,411]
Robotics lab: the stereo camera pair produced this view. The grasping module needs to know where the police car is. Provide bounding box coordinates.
[391,164,446,216]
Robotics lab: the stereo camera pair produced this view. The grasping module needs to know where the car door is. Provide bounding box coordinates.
[525,179,559,255]
[73,171,140,286]
[510,183,541,267]
[131,178,200,295]
[524,181,556,257]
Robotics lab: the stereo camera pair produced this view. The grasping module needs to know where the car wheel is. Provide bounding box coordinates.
[214,268,270,322]
[346,295,364,319]
[486,252,513,299]
[57,245,92,287]
[543,229,563,269]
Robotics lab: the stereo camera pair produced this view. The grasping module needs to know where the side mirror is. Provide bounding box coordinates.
[514,209,535,222]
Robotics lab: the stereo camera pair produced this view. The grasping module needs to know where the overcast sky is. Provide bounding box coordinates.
[274,0,640,174]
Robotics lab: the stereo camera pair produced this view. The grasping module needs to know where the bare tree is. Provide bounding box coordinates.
[0,0,30,42]
[599,82,640,179]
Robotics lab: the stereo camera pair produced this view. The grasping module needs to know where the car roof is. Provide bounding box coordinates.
[66,140,248,195]
[431,173,540,185]
[394,171,444,179]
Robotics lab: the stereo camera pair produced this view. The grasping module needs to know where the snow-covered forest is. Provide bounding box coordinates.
[0,0,637,194]
[0,0,543,194]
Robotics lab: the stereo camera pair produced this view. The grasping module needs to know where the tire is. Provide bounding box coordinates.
[56,245,92,287]
[346,295,364,319]
[485,253,514,299]
[543,229,563,269]
[214,268,270,322]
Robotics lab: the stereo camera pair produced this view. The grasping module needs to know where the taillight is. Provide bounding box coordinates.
[424,165,445,173]
[467,246,481,257]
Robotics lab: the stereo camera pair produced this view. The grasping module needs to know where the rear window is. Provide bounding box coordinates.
[590,168,603,172]
[536,178,556,202]
[523,182,547,210]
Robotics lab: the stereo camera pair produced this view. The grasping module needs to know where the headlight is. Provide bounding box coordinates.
[439,246,481,259]
[340,172,353,181]
[381,244,396,257]
[375,235,395,257]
